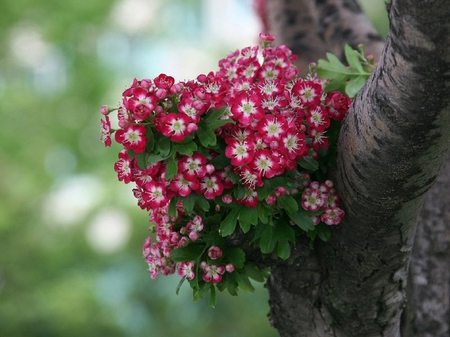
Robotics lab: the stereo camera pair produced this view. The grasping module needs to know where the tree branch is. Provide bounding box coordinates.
[322,0,450,335]
[264,0,450,336]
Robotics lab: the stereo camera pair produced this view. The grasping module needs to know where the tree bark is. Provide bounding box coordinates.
[263,0,450,336]
[265,0,384,74]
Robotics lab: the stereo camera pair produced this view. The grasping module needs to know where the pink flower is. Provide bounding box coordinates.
[231,91,264,126]
[177,261,195,280]
[142,182,168,208]
[291,80,322,108]
[178,154,207,181]
[307,106,330,132]
[160,113,190,142]
[154,73,175,89]
[225,139,255,166]
[115,124,147,153]
[114,151,133,183]
[199,174,224,200]
[250,149,279,179]
[301,187,325,212]
[321,207,345,225]
[202,263,225,283]
[326,91,352,121]
[100,116,112,147]
[170,173,199,197]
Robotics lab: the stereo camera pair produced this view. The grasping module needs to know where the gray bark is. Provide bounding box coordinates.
[263,0,450,336]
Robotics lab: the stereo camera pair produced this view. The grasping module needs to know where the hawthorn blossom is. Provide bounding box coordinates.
[100,116,112,147]
[225,139,255,166]
[177,261,195,280]
[202,263,225,283]
[321,207,345,225]
[199,174,224,199]
[114,151,133,183]
[301,187,325,212]
[160,113,191,142]
[115,124,147,153]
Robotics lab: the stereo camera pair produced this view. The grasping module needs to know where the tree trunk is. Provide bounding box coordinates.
[263,0,450,336]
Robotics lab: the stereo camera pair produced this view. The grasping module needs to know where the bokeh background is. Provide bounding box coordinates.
[0,1,387,336]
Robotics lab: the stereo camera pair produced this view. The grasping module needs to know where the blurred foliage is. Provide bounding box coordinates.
[0,0,388,336]
[0,0,276,336]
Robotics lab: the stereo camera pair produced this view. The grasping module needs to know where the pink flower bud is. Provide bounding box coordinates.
[222,194,233,204]
[208,246,223,260]
[206,164,215,174]
[270,140,279,149]
[225,263,235,273]
[189,231,199,241]
[155,88,168,99]
[275,186,286,197]
[259,32,275,43]
[177,237,189,248]
[187,123,198,133]
[140,79,152,89]
[266,195,276,205]
[100,105,112,115]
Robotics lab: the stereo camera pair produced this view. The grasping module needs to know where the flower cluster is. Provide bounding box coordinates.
[100,33,351,305]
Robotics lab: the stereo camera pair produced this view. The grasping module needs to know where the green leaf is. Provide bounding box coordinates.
[136,152,147,170]
[223,247,246,269]
[257,203,270,224]
[146,127,155,152]
[171,244,205,262]
[244,264,266,282]
[256,183,271,200]
[225,273,239,296]
[209,285,216,308]
[175,276,187,295]
[219,206,243,236]
[276,240,292,260]
[195,195,210,212]
[273,221,296,259]
[298,157,319,171]
[197,125,217,147]
[148,153,168,164]
[288,209,315,232]
[181,194,195,213]
[239,207,259,233]
[277,194,298,214]
[319,52,349,74]
[323,74,346,92]
[316,223,332,242]
[236,272,255,292]
[165,156,178,180]
[158,135,172,157]
[344,44,364,73]
[345,75,367,98]
[209,153,230,170]
[259,224,275,254]
[174,141,198,156]
[207,119,235,130]
[168,197,178,217]
[205,106,226,123]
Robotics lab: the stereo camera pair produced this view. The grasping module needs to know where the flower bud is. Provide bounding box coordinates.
[208,246,223,260]
[225,263,235,273]
[187,123,198,133]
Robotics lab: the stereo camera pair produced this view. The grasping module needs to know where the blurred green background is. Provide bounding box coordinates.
[0,0,387,336]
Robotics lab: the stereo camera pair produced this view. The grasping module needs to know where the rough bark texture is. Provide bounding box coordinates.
[265,0,384,74]
[264,0,450,336]
[401,156,450,336]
